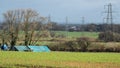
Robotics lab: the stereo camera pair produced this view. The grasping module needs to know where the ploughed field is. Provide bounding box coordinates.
[0,51,120,68]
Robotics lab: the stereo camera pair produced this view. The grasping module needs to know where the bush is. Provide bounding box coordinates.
[98,31,120,42]
[88,43,105,52]
[48,41,78,52]
[77,37,91,52]
[55,34,66,38]
[64,41,76,51]
[50,31,56,37]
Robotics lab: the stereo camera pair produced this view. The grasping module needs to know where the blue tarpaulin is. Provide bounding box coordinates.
[1,44,8,50]
[14,45,50,52]
[28,46,50,52]
[14,46,30,51]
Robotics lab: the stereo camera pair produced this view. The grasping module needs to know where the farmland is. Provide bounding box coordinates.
[1,1,120,68]
[14,31,99,45]
[54,31,99,38]
[19,31,99,38]
[0,51,120,68]
[28,31,98,39]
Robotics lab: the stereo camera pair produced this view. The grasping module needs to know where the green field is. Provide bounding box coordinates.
[0,31,119,68]
[19,31,99,39]
[15,31,99,45]
[0,51,120,68]
[55,31,99,38]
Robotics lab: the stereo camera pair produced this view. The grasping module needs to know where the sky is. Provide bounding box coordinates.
[0,0,120,24]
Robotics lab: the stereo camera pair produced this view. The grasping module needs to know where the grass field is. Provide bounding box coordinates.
[0,51,120,68]
[54,31,99,38]
[19,31,99,38]
[14,31,99,45]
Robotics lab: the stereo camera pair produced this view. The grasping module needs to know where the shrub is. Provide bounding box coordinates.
[77,37,91,52]
[50,31,56,37]
[64,41,76,51]
[48,41,78,52]
[55,34,66,38]
[88,43,105,52]
[98,31,120,42]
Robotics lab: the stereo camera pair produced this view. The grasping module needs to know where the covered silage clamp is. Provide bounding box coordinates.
[14,45,50,52]
[28,46,50,52]
[14,46,31,52]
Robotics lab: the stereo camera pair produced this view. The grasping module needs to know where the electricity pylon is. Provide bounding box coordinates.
[65,16,69,38]
[104,3,113,32]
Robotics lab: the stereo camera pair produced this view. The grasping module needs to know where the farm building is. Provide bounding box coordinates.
[14,45,50,52]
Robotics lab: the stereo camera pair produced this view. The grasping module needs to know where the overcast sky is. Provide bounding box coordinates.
[0,0,120,24]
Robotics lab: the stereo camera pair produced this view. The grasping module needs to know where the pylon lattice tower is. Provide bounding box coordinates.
[104,3,113,32]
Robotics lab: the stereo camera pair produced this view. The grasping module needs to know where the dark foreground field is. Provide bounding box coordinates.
[0,51,120,68]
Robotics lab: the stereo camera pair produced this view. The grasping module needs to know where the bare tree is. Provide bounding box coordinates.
[2,9,48,50]
[3,9,24,50]
[39,18,54,38]
[21,9,46,46]
[0,29,7,46]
